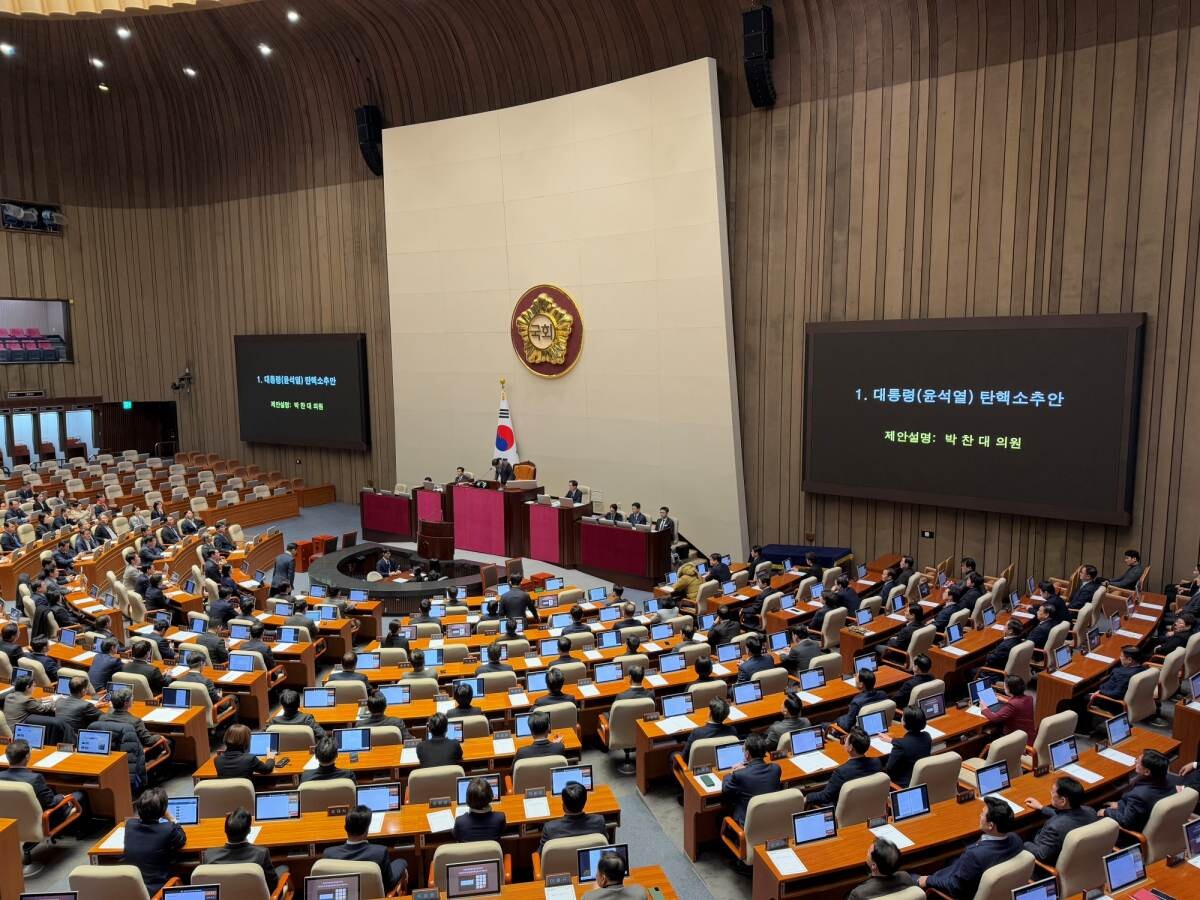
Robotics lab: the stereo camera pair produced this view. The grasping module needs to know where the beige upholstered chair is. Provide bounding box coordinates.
[750,667,789,695]
[191,862,289,900]
[534,834,608,879]
[687,680,729,706]
[907,751,962,803]
[430,841,505,892]
[2,780,83,876]
[299,777,356,813]
[195,778,255,819]
[328,679,368,704]
[834,771,891,826]
[1047,817,1119,895]
[908,678,945,709]
[1125,786,1198,862]
[309,858,390,899]
[1022,710,1077,770]
[810,652,843,682]
[720,787,805,864]
[69,864,166,900]
[960,729,1027,790]
[1087,667,1158,725]
[815,607,848,649]
[598,698,654,774]
[407,765,464,803]
[686,734,740,768]
[509,755,569,793]
[267,723,316,751]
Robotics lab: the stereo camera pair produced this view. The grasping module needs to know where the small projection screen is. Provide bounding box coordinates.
[233,334,369,450]
[802,315,1144,524]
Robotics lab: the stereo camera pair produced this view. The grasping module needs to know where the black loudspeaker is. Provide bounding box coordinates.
[355,105,384,176]
[742,5,776,108]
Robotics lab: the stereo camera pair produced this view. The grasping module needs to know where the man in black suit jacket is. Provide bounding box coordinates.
[878,705,932,788]
[492,458,514,485]
[1092,645,1146,702]
[513,710,566,763]
[93,515,116,543]
[329,652,371,689]
[143,620,176,662]
[539,782,609,854]
[805,728,883,808]
[122,786,187,894]
[1069,565,1104,610]
[847,838,916,900]
[893,654,934,709]
[300,736,356,784]
[52,540,76,572]
[627,502,648,526]
[1109,550,1145,589]
[564,480,584,503]
[614,666,655,702]
[781,625,821,674]
[124,640,165,695]
[653,507,676,542]
[416,713,464,767]
[242,623,276,670]
[982,621,1027,671]
[212,524,236,554]
[707,553,732,585]
[0,739,82,825]
[835,668,887,732]
[56,675,101,733]
[764,693,812,750]
[475,643,514,675]
[721,733,782,824]
[602,504,624,522]
[181,511,202,535]
[0,521,22,552]
[497,576,536,621]
[195,618,229,666]
[322,806,408,893]
[1021,776,1095,864]
[201,807,282,892]
[88,640,125,692]
[933,584,968,633]
[269,689,326,741]
[920,797,1023,895]
[271,543,297,591]
[682,698,737,763]
[1099,748,1175,832]
[160,515,182,546]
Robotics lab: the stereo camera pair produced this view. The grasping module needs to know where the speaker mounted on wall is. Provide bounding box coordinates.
[742,4,776,109]
[355,105,384,176]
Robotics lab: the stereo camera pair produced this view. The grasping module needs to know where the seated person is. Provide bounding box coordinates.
[615,665,655,702]
[877,705,931,788]
[1027,603,1057,649]
[582,852,643,900]
[194,618,229,666]
[270,688,327,740]
[416,712,463,767]
[805,728,881,808]
[0,738,83,826]
[983,675,1035,739]
[402,649,438,681]
[835,667,886,732]
[328,652,370,689]
[447,681,483,720]
[932,584,967,633]
[1098,749,1174,832]
[56,674,100,733]
[533,667,577,709]
[781,624,821,674]
[764,693,810,750]
[22,635,60,682]
[981,620,1026,672]
[215,723,277,777]
[1068,568,1103,611]
[548,638,576,669]
[707,553,731,585]
[693,657,718,683]
[381,620,410,651]
[241,622,276,670]
[452,776,507,841]
[887,603,927,651]
[874,567,904,610]
[538,780,608,853]
[1109,550,1145,590]
[3,672,54,725]
[201,807,283,892]
[720,733,781,824]
[87,639,125,692]
[708,604,742,646]
[809,592,846,634]
[735,634,774,684]
[613,601,640,632]
[300,735,355,783]
[833,574,861,616]
[918,797,1022,896]
[848,838,915,900]
[475,643,513,675]
[1036,580,1069,622]
[121,786,186,894]
[322,805,408,894]
[358,690,411,738]
[1022,776,1095,864]
[178,651,221,702]
[513,710,565,762]
[893,653,933,709]
[101,687,159,748]
[1091,645,1147,705]
[1155,613,1195,656]
[682,698,737,764]
[561,605,592,636]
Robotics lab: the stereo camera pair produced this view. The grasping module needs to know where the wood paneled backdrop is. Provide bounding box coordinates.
[1,0,1199,586]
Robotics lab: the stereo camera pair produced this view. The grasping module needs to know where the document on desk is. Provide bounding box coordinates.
[492,736,516,755]
[303,755,320,770]
[36,751,73,769]
[508,692,530,708]
[369,812,387,835]
[964,705,985,717]
[467,615,481,625]
[1116,629,1141,639]
[172,631,198,643]
[942,646,967,656]
[273,642,293,652]
[869,737,893,756]
[545,884,577,900]
[857,579,878,587]
[1098,747,1137,767]
[246,825,262,844]
[642,642,662,653]
[580,602,596,611]
[711,664,732,677]
[166,664,189,677]
[1050,671,1083,683]
[991,795,1024,814]
[524,795,552,818]
[99,827,125,851]
[578,683,601,698]
[726,706,748,722]
[135,625,157,635]
[796,691,823,706]
[72,651,97,663]
[583,650,604,661]
[435,700,454,713]
[645,674,668,688]
[924,725,944,740]
[766,847,807,876]
[255,612,271,620]
[143,707,184,723]
[789,751,836,774]
[218,671,242,683]
[1012,610,1034,619]
[657,715,696,734]
[1130,613,1156,622]
[427,809,456,833]
[428,640,444,649]
[1085,653,1115,664]
[1141,603,1163,611]
[887,613,907,622]
[81,605,107,615]
[400,747,419,765]
[1059,763,1102,784]
[869,823,914,849]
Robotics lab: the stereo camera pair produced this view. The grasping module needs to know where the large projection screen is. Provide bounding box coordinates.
[802,315,1144,524]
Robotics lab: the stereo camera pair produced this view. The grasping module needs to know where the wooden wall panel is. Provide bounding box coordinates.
[0,0,1198,584]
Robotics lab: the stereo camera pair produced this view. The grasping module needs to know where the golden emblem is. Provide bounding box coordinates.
[514,292,574,366]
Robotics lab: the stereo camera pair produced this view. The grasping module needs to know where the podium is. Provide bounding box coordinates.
[360,490,415,541]
[414,485,452,524]
[579,521,672,590]
[526,501,591,566]
[453,482,542,557]
[418,520,455,561]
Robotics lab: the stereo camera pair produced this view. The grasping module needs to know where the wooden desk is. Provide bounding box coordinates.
[526,501,590,567]
[256,612,352,661]
[578,521,671,591]
[453,483,542,559]
[750,729,1178,900]
[0,818,23,900]
[361,489,415,542]
[131,699,210,764]
[144,621,320,689]
[927,624,1005,693]
[0,744,133,821]
[148,661,271,727]
[346,600,383,644]
[1172,698,1200,771]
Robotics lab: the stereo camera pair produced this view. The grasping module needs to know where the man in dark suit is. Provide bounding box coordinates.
[201,807,282,892]
[271,543,297,591]
[242,623,276,670]
[878,705,931,788]
[328,652,370,689]
[121,786,187,894]
[1092,645,1146,704]
[122,639,163,696]
[805,728,883,808]
[602,504,624,523]
[1109,549,1145,589]
[358,691,410,738]
[376,548,398,576]
[195,617,230,666]
[847,838,916,900]
[893,654,934,710]
[301,736,356,784]
[538,781,608,854]
[707,553,732,585]
[764,693,811,750]
[101,688,159,749]
[322,805,407,893]
[1021,776,1095,864]
[0,739,82,827]
[138,535,164,565]
[56,675,101,733]
[93,514,116,543]
[614,666,655,702]
[88,640,125,692]
[447,681,483,720]
[682,698,737,763]
[475,643,514,675]
[492,458,514,485]
[1028,603,1057,649]
[835,667,886,732]
[532,668,577,709]
[513,710,566,762]
[626,502,648,526]
[0,521,22,552]
[212,523,236,554]
[1099,748,1175,832]
[734,634,774,684]
[51,539,76,572]
[143,574,169,613]
[721,733,782,824]
[981,620,1027,672]
[180,511,203,535]
[497,576,536,621]
[707,605,742,647]
[283,600,320,639]
[143,619,176,662]
[560,605,592,636]
[781,625,821,674]
[160,515,182,546]
[919,797,1023,896]
[179,652,220,702]
[933,584,968,633]
[203,550,223,584]
[452,466,471,484]
[22,635,60,682]
[416,713,464,767]
[564,480,584,503]
[874,566,904,610]
[653,507,676,541]
[268,689,326,740]
[1070,565,1104,611]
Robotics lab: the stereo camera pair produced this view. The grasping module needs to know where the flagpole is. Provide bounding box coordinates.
[500,377,507,401]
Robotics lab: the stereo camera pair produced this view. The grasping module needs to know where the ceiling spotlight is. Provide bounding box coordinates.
[89,56,104,69]
[0,43,14,57]
[286,9,300,23]
[115,26,132,39]
[257,42,272,57]
[97,82,110,92]
[182,66,198,78]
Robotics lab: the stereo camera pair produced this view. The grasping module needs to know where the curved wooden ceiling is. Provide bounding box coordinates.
[2,0,1196,207]
[0,0,253,18]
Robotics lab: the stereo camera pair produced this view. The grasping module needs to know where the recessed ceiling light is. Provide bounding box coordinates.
[97,82,110,92]
[257,42,272,57]
[286,9,300,23]
[182,66,198,78]
[0,43,14,58]
[89,56,105,69]
[115,26,132,39]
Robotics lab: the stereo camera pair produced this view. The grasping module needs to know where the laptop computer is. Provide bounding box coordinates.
[355,783,402,812]
[594,662,624,685]
[596,630,621,650]
[544,577,565,591]
[768,631,789,652]
[76,729,111,756]
[789,726,825,755]
[650,623,674,641]
[526,671,549,693]
[1048,736,1080,770]
[228,652,255,672]
[254,791,300,821]
[1185,816,1200,859]
[162,688,192,709]
[855,608,874,625]
[303,687,336,708]
[1103,845,1147,894]
[1053,644,1073,671]
[661,694,694,718]
[919,692,947,720]
[378,684,410,706]
[799,667,826,691]
[976,760,1012,797]
[853,653,877,674]
[551,764,594,795]
[248,731,279,756]
[456,774,500,804]
[166,796,199,825]
[969,678,1005,713]
[716,643,742,663]
[303,873,360,900]
[334,727,371,752]
[791,807,837,845]
[19,893,79,900]
[587,587,607,602]
[1010,876,1059,900]
[445,861,501,899]
[890,783,931,822]
[659,652,685,674]
[161,887,219,900]
[731,681,762,706]
[13,722,45,749]
[714,741,744,771]
[577,845,628,882]
[856,710,889,737]
[945,622,965,645]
